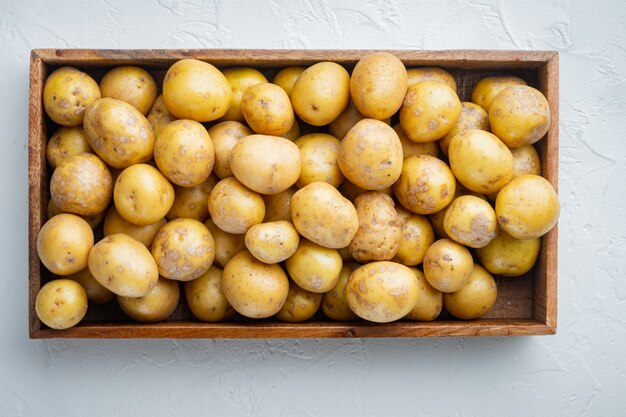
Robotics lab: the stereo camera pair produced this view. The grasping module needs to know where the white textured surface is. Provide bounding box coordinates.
[2,0,625,415]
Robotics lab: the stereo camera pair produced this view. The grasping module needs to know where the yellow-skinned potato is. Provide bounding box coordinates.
[272,66,305,97]
[47,199,104,229]
[37,214,94,276]
[147,95,178,137]
[43,67,101,126]
[444,264,497,320]
[489,85,551,148]
[275,280,323,323]
[241,83,294,136]
[439,102,490,155]
[207,177,265,234]
[222,250,289,318]
[204,218,246,268]
[350,52,408,120]
[103,206,166,247]
[221,67,268,122]
[162,58,231,122]
[295,133,344,188]
[285,238,343,293]
[83,97,155,168]
[443,195,498,248]
[290,182,358,249]
[291,62,350,126]
[88,233,159,297]
[400,81,462,143]
[281,119,301,141]
[154,119,214,187]
[114,164,174,225]
[406,67,457,91]
[427,182,487,238]
[392,206,435,266]
[423,238,473,293]
[471,75,527,112]
[486,145,542,201]
[339,180,393,203]
[35,279,88,329]
[405,268,442,321]
[118,277,180,323]
[208,121,253,179]
[66,268,114,304]
[329,101,391,140]
[321,263,360,321]
[245,221,299,264]
[495,174,559,240]
[46,127,92,169]
[99,66,157,115]
[50,153,112,216]
[263,187,296,222]
[345,261,419,323]
[337,119,403,190]
[167,174,218,221]
[230,134,301,195]
[185,265,236,322]
[477,230,540,276]
[393,123,439,159]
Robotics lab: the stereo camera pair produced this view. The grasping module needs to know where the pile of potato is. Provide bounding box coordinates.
[36,53,559,330]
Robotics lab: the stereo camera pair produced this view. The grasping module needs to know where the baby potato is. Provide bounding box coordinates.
[295,133,343,188]
[489,85,551,148]
[99,66,157,115]
[275,280,323,323]
[35,279,88,329]
[471,75,527,112]
[167,174,218,221]
[285,238,343,293]
[147,95,178,137]
[151,218,215,281]
[321,263,360,321]
[208,121,253,179]
[154,119,215,187]
[222,250,289,318]
[272,66,305,96]
[405,268,443,321]
[406,67,457,91]
[349,192,402,262]
[241,83,294,136]
[400,81,462,143]
[37,213,94,275]
[448,129,513,194]
[495,174,560,240]
[245,221,299,264]
[66,268,114,304]
[290,182,358,249]
[263,187,297,222]
[47,199,104,229]
[476,230,540,276]
[392,206,435,266]
[423,238,473,293]
[230,134,301,195]
[50,153,112,216]
[439,102,490,155]
[345,261,419,323]
[185,265,236,322]
[350,52,408,120]
[428,183,487,238]
[444,195,498,248]
[162,58,231,122]
[46,126,92,169]
[83,97,155,168]
[88,233,159,297]
[118,277,180,323]
[337,119,403,190]
[103,206,166,247]
[394,155,456,215]
[512,145,542,177]
[393,123,439,159]
[204,218,246,267]
[207,177,265,234]
[114,164,174,225]
[221,67,268,122]
[339,180,393,203]
[329,101,390,140]
[291,61,350,126]
[443,264,497,320]
[43,66,101,126]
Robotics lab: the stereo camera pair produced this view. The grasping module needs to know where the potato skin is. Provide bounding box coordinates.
[329,101,390,140]
[443,264,497,320]
[221,67,268,122]
[147,95,178,137]
[66,267,114,304]
[43,67,101,126]
[167,174,218,222]
[35,279,88,329]
[406,67,457,91]
[392,206,435,266]
[46,126,92,169]
[443,195,498,248]
[241,83,294,136]
[207,177,265,234]
[118,277,180,322]
[208,121,253,179]
[285,238,343,293]
[46,199,104,229]
[439,102,490,155]
[263,187,297,222]
[204,218,246,268]
[295,133,343,188]
[37,213,94,276]
[99,66,157,115]
[393,123,439,159]
[405,268,443,321]
[476,230,540,277]
[103,206,166,247]
[423,238,474,293]
[321,263,360,321]
[275,280,323,323]
[245,221,299,264]
[272,66,305,97]
[185,265,236,322]
[471,75,527,112]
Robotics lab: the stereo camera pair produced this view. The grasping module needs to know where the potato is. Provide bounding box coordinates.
[83,97,155,168]
[207,177,265,234]
[290,182,358,249]
[471,75,527,112]
[162,58,231,122]
[35,279,88,329]
[166,174,218,221]
[392,206,435,266]
[113,164,174,225]
[406,67,457,91]
[349,192,402,262]
[512,145,542,177]
[329,101,390,140]
[221,67,268,122]
[47,199,104,229]
[241,83,294,136]
[99,66,157,115]
[405,268,442,321]
[275,280,323,323]
[154,119,214,187]
[448,129,513,194]
[345,261,419,323]
[230,134,301,195]
[476,230,540,276]
[88,233,159,297]
[37,214,94,275]
[66,267,114,304]
[443,264,497,320]
[400,81,462,142]
[147,95,178,137]
[263,187,296,222]
[489,85,551,148]
[423,238,473,293]
[222,250,289,318]
[103,206,166,247]
[245,221,299,263]
[50,153,112,216]
[337,119,403,190]
[495,174,559,240]
[46,126,92,169]
[118,277,180,322]
[350,52,408,120]
[208,121,253,179]
[184,265,236,322]
[204,218,246,268]
[321,263,360,321]
[294,133,343,188]
[394,155,456,215]
[285,238,343,293]
[393,123,439,159]
[443,195,498,248]
[43,67,101,126]
[281,119,301,141]
[427,183,487,238]
[272,66,305,97]
[291,62,350,126]
[439,102,490,155]
[339,180,393,203]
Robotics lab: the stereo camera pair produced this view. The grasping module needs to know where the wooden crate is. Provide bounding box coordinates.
[28,49,558,338]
